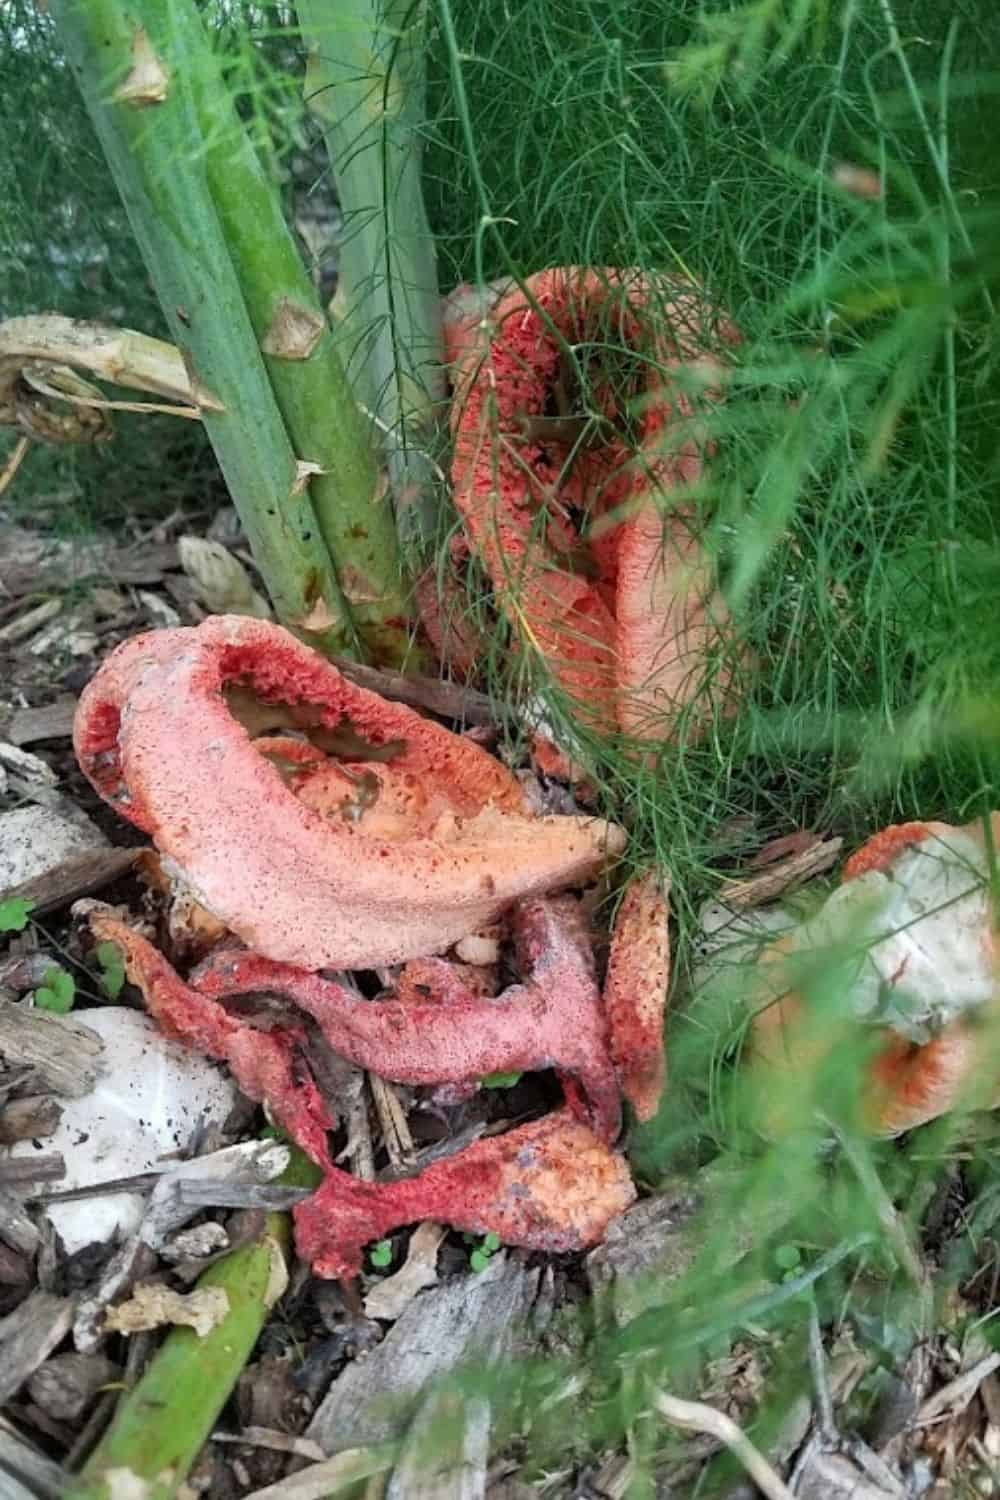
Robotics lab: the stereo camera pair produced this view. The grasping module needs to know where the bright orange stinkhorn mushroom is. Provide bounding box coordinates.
[295,1110,636,1281]
[74,616,626,970]
[603,869,671,1121]
[190,896,621,1142]
[747,817,1000,1135]
[88,910,635,1279]
[446,267,740,742]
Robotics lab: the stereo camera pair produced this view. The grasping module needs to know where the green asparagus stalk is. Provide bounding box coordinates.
[63,1147,324,1500]
[50,0,355,658]
[63,1215,289,1500]
[297,0,447,549]
[165,0,416,665]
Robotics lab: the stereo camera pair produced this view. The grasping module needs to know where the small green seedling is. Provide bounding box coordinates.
[34,965,76,1015]
[94,940,126,1000]
[480,1070,523,1089]
[370,1239,393,1270]
[469,1231,502,1273]
[0,898,34,934]
[773,1242,804,1282]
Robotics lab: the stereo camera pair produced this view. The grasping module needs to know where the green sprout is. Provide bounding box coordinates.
[0,898,34,934]
[480,1070,523,1089]
[34,965,76,1015]
[94,940,126,1000]
[469,1231,502,1273]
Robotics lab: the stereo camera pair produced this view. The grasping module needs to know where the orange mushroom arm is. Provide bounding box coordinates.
[74,617,626,969]
[88,912,634,1279]
[296,1110,635,1281]
[603,870,671,1120]
[88,913,337,1169]
[192,897,620,1140]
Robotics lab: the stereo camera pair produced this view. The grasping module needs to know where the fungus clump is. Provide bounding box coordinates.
[443,266,742,743]
[75,615,642,1278]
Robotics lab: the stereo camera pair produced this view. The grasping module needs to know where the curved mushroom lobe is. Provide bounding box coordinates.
[192,895,621,1143]
[295,1110,636,1281]
[448,267,739,740]
[74,616,626,969]
[604,870,671,1121]
[87,912,635,1281]
[87,912,337,1169]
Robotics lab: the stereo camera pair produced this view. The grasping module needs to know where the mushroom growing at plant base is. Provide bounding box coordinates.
[87,908,635,1279]
[445,266,741,744]
[74,615,636,1277]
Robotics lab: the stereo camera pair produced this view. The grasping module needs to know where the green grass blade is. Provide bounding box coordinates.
[63,1218,289,1500]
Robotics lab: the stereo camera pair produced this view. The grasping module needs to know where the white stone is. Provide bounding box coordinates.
[13,1007,237,1253]
[0,805,109,891]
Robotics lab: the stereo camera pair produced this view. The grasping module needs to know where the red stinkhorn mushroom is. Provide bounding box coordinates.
[414,558,487,680]
[296,1110,636,1281]
[747,816,1000,1134]
[74,616,626,969]
[191,896,621,1141]
[603,870,671,1121]
[88,911,634,1279]
[447,267,740,742]
[88,912,337,1168]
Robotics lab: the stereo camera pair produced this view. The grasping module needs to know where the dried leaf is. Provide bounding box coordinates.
[295,597,341,634]
[114,26,169,106]
[0,316,214,413]
[832,163,884,200]
[104,1282,229,1338]
[364,1222,446,1320]
[720,837,843,908]
[291,459,326,497]
[338,565,383,607]
[261,298,326,361]
[137,590,181,629]
[177,537,271,619]
[263,1235,289,1309]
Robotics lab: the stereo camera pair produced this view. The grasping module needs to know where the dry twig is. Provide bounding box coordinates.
[651,1387,795,1500]
[369,1076,415,1171]
[915,1351,1000,1426]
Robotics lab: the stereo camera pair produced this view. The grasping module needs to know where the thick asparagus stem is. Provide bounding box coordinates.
[168,0,416,664]
[297,0,447,549]
[50,0,355,657]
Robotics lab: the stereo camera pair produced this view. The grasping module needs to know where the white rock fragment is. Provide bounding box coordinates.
[13,1007,237,1253]
[0,804,109,891]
